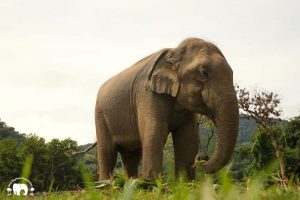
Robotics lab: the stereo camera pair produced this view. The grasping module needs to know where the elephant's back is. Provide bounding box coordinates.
[97,63,144,106]
[96,51,155,107]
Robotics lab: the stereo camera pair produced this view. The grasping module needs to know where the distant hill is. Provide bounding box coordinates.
[236,116,257,144]
[199,115,257,145]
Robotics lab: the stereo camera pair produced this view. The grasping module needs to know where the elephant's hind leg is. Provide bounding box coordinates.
[119,148,141,178]
[95,112,117,180]
[97,144,117,180]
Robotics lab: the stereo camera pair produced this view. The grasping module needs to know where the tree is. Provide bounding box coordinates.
[251,129,274,170]
[19,134,48,191]
[197,115,215,157]
[0,119,83,191]
[231,144,253,181]
[0,139,23,188]
[46,138,82,190]
[252,117,300,178]
[281,117,300,176]
[237,86,288,185]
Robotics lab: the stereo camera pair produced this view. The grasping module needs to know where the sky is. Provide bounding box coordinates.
[0,0,299,144]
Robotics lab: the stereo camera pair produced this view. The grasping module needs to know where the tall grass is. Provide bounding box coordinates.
[21,154,33,182]
[1,158,299,199]
[1,173,299,199]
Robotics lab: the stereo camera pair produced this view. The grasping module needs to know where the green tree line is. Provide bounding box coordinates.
[0,120,82,191]
[1,114,299,191]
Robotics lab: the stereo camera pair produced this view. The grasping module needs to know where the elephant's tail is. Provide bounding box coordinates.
[65,142,97,157]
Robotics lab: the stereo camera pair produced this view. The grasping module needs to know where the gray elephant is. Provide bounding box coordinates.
[68,38,239,180]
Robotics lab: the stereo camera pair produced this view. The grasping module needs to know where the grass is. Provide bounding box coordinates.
[1,156,299,199]
[1,166,299,200]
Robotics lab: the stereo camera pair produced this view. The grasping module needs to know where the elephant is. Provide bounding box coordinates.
[12,183,28,196]
[68,38,239,180]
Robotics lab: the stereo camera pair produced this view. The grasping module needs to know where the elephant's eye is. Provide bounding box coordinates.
[198,67,209,81]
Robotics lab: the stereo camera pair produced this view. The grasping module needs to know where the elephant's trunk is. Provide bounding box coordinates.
[202,93,239,173]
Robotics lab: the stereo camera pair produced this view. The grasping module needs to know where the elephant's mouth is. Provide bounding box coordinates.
[194,102,215,122]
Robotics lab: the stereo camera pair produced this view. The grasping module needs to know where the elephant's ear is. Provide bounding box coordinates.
[145,48,184,97]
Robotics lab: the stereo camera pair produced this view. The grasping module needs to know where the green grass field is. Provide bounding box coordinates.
[1,167,299,200]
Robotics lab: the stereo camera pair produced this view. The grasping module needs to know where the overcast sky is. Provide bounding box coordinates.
[0,0,299,144]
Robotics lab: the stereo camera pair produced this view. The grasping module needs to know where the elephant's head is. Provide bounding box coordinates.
[146,38,239,173]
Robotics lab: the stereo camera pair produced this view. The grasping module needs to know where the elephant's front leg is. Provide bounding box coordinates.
[172,121,199,180]
[141,122,169,179]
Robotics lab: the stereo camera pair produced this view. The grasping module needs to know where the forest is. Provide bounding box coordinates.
[0,88,299,199]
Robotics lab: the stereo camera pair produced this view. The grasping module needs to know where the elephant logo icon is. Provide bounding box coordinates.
[12,183,28,195]
[6,177,34,196]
